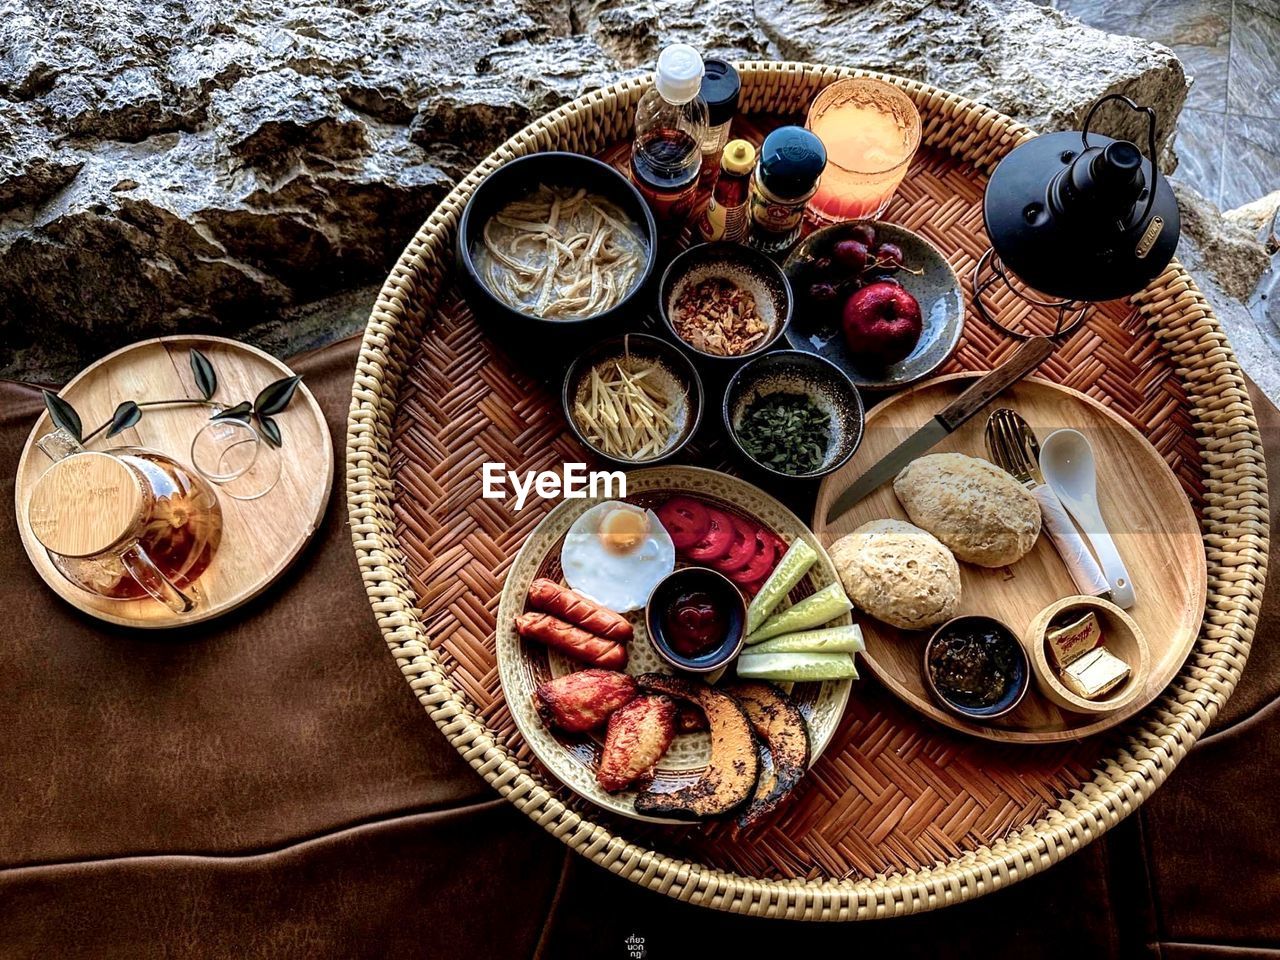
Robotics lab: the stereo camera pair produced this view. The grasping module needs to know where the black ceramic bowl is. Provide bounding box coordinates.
[457,152,658,338]
[645,567,746,674]
[562,333,704,466]
[723,350,865,481]
[923,615,1030,722]
[658,242,793,370]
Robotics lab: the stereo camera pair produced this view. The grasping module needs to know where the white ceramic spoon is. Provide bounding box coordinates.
[1039,428,1137,609]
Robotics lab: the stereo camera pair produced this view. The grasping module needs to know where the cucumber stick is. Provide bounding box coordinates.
[736,652,859,682]
[745,538,817,635]
[748,624,865,655]
[745,582,853,644]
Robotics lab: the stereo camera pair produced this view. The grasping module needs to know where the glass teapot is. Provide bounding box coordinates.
[26,430,223,613]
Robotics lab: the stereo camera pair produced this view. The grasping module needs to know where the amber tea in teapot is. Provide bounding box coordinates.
[27,433,222,613]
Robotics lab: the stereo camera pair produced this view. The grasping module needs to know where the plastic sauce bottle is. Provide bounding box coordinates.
[631,44,709,232]
[696,59,742,199]
[748,125,827,257]
[698,139,756,243]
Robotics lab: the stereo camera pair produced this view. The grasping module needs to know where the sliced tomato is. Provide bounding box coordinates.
[656,496,710,551]
[766,531,789,560]
[739,577,767,598]
[715,514,760,573]
[727,528,777,584]
[685,507,735,563]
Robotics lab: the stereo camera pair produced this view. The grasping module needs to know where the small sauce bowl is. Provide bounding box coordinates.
[923,615,1029,721]
[645,567,746,674]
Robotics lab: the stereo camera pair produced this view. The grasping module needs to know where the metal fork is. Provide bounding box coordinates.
[985,409,1110,598]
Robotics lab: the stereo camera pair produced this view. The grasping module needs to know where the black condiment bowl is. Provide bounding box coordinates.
[658,242,793,372]
[722,350,865,481]
[562,333,704,466]
[456,152,658,340]
[923,615,1030,721]
[645,567,746,675]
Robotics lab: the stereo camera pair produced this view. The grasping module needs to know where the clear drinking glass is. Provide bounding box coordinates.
[805,78,922,223]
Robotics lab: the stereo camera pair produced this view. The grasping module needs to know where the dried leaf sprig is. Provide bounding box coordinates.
[41,348,302,449]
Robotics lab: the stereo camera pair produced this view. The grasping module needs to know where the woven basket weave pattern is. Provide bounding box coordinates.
[347,62,1268,919]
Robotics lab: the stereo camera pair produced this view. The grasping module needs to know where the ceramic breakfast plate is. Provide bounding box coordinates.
[496,465,852,823]
[812,374,1208,743]
[782,221,964,392]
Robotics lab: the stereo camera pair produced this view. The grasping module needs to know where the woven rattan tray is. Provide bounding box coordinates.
[346,63,1268,919]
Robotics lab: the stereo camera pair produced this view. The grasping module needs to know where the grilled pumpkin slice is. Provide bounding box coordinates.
[633,673,760,820]
[722,681,811,829]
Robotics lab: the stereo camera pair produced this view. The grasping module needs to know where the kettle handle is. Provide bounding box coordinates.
[120,544,196,614]
[1081,93,1159,227]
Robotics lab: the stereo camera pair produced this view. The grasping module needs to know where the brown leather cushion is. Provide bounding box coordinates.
[0,336,1275,957]
[0,343,491,867]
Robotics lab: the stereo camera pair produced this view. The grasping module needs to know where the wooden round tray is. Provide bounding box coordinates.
[812,374,1208,743]
[15,336,332,628]
[345,63,1267,919]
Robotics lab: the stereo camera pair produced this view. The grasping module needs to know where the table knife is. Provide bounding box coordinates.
[824,335,1056,525]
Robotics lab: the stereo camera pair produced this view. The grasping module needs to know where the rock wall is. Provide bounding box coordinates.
[1,0,1189,380]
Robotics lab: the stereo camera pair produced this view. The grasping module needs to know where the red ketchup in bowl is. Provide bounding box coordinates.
[663,590,727,658]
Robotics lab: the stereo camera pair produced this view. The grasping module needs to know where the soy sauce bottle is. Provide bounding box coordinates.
[631,44,709,234]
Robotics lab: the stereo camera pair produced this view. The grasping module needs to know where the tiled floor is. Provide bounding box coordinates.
[1055,0,1280,210]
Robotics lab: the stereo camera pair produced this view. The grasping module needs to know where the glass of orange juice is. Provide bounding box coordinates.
[805,78,921,223]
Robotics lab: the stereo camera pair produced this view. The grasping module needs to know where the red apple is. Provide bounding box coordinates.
[841,281,923,367]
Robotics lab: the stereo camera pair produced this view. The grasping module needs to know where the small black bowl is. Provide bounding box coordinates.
[658,242,793,370]
[645,567,746,674]
[562,333,704,466]
[923,615,1030,722]
[457,152,658,339]
[723,350,865,480]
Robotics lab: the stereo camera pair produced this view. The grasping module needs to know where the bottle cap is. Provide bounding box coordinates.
[758,126,827,199]
[655,44,704,105]
[700,59,741,127]
[720,139,756,176]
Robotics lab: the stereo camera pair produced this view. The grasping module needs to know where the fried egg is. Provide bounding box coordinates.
[560,500,675,613]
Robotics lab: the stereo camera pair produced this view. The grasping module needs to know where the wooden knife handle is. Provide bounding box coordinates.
[936,336,1056,431]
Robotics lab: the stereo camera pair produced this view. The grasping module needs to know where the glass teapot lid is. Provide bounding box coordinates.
[27,452,144,558]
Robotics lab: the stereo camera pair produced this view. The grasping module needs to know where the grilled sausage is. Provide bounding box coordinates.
[514,612,628,669]
[527,579,633,643]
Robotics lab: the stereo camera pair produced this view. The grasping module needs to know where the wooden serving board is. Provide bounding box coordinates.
[14,336,332,628]
[812,374,1208,743]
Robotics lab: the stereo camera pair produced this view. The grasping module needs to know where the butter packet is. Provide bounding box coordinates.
[1045,610,1102,670]
[1062,646,1130,700]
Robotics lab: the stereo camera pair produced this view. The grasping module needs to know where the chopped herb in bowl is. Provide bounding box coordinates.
[735,392,831,475]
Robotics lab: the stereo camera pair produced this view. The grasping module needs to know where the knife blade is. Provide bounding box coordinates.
[824,335,1056,525]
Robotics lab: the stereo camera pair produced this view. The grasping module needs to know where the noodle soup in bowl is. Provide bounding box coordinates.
[458,152,658,339]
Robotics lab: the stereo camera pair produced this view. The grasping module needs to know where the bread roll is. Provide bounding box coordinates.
[893,453,1041,567]
[830,520,961,630]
